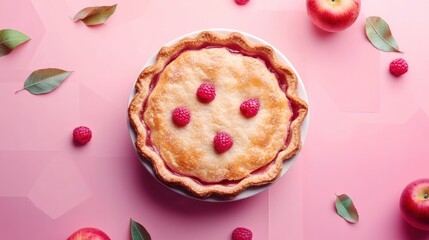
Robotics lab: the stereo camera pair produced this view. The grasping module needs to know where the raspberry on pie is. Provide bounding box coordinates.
[172,107,191,127]
[196,82,216,103]
[213,131,234,154]
[240,98,260,118]
[128,31,308,199]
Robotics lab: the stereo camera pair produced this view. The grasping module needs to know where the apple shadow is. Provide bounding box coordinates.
[311,25,332,37]
[307,20,337,39]
[398,211,429,240]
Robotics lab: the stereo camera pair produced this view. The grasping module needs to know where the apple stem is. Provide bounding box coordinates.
[425,193,428,199]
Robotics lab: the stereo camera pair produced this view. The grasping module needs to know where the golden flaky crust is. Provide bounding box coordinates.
[128,31,308,199]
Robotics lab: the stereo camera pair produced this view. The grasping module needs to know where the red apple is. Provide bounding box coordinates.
[67,227,111,240]
[306,0,361,32]
[400,179,429,231]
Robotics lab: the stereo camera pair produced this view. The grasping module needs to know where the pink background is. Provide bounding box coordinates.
[1,0,429,239]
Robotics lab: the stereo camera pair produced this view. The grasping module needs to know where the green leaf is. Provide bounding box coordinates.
[73,4,117,26]
[130,219,151,240]
[16,68,72,95]
[365,16,402,53]
[0,29,31,57]
[335,194,359,223]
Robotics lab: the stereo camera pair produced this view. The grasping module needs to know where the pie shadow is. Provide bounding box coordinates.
[131,154,264,215]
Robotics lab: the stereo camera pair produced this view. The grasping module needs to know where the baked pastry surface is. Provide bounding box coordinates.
[128,31,308,198]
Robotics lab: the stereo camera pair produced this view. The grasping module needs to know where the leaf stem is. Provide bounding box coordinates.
[15,88,25,94]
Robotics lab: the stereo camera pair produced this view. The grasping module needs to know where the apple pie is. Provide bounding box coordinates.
[128,31,308,198]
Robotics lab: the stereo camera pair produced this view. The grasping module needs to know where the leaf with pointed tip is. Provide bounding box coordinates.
[73,4,117,26]
[335,194,359,223]
[0,29,31,57]
[130,219,151,240]
[16,68,72,95]
[365,16,402,53]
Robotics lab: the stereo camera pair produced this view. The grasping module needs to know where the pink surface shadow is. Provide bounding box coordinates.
[133,153,265,213]
[69,150,269,239]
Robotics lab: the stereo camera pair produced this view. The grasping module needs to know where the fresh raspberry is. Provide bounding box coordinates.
[235,0,250,5]
[232,227,253,240]
[389,58,408,77]
[172,107,191,127]
[240,98,260,118]
[73,126,92,145]
[213,132,233,154]
[196,83,216,103]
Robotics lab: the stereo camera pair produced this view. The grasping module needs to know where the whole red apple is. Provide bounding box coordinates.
[306,0,361,32]
[67,227,111,240]
[400,179,429,231]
